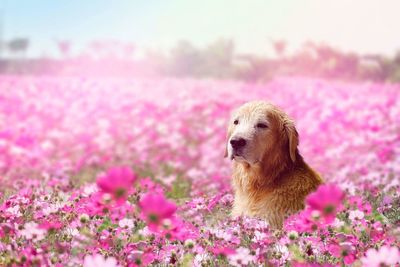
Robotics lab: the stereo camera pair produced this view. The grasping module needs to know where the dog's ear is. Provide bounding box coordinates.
[224,124,233,158]
[283,119,299,162]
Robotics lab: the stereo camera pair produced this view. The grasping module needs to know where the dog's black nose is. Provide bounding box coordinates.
[230,138,247,150]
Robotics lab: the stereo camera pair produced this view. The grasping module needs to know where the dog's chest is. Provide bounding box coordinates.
[232,177,278,216]
[234,190,272,215]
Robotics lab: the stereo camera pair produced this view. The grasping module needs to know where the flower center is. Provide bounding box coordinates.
[324,204,335,214]
[149,213,159,223]
[115,188,126,198]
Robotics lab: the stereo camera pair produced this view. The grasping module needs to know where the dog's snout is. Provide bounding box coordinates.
[230,138,247,150]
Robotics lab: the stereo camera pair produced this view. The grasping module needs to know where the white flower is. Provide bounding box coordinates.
[83,184,98,197]
[42,205,58,216]
[10,145,26,155]
[275,244,290,260]
[64,227,79,237]
[40,140,54,150]
[211,228,232,241]
[138,226,151,236]
[229,247,255,267]
[6,205,22,217]
[83,254,120,267]
[333,218,345,228]
[19,222,46,241]
[193,253,209,267]
[252,230,267,242]
[349,210,364,221]
[162,174,176,186]
[118,218,134,229]
[361,246,400,267]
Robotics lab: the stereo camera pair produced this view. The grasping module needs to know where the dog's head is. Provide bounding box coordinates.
[225,101,299,166]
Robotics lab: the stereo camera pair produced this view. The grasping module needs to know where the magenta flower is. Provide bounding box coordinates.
[138,193,177,231]
[361,246,400,267]
[39,220,63,231]
[327,241,356,265]
[96,166,136,205]
[211,246,236,256]
[306,184,344,223]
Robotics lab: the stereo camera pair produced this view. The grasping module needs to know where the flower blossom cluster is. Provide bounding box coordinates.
[0,76,399,266]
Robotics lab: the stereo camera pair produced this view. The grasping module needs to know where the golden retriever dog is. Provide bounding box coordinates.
[225,101,323,228]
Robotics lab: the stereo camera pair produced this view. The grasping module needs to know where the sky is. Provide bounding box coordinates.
[1,0,400,58]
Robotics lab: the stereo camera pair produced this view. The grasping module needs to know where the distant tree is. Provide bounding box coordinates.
[270,39,287,58]
[163,38,399,82]
[169,40,202,76]
[202,38,234,78]
[57,40,71,58]
[8,38,29,58]
[390,51,400,82]
[236,55,273,81]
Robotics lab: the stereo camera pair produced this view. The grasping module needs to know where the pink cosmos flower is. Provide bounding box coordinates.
[39,220,63,231]
[83,254,120,267]
[19,221,47,241]
[211,246,236,257]
[126,250,155,266]
[138,193,177,231]
[158,216,198,241]
[285,208,323,232]
[96,166,136,205]
[293,263,334,267]
[361,246,400,267]
[348,210,364,221]
[228,247,254,267]
[306,184,344,223]
[327,241,356,265]
[376,146,393,163]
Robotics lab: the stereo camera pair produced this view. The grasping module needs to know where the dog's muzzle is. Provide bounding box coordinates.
[230,137,248,159]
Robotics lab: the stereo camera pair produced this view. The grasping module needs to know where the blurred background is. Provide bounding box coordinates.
[1,0,400,82]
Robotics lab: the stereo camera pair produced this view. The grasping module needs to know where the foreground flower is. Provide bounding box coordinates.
[39,220,63,231]
[212,246,236,257]
[306,184,344,223]
[119,218,135,229]
[19,221,46,241]
[96,166,136,204]
[361,246,400,267]
[228,247,254,266]
[138,192,177,231]
[348,209,364,221]
[83,254,120,267]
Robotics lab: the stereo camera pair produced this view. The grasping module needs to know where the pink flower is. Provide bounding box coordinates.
[293,263,334,267]
[228,247,254,266]
[39,220,63,231]
[138,193,177,231]
[306,184,344,223]
[361,246,400,267]
[126,250,155,266]
[327,241,356,265]
[211,246,236,256]
[83,254,120,267]
[376,146,393,163]
[96,166,136,205]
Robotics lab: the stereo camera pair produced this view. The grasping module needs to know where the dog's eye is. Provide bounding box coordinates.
[256,123,268,129]
[233,120,239,125]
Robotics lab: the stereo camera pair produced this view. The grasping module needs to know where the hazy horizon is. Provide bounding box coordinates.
[1,0,400,58]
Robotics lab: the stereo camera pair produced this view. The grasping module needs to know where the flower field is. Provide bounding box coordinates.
[0,76,399,266]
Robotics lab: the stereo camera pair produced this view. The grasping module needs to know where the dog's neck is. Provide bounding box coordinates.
[233,149,303,190]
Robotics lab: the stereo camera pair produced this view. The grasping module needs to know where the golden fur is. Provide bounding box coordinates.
[226,101,323,228]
